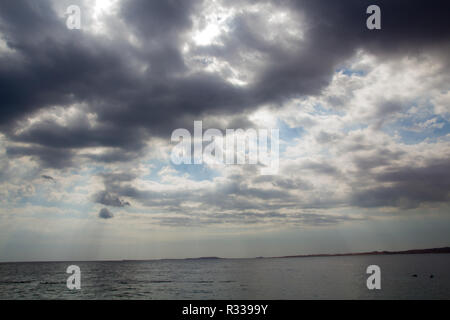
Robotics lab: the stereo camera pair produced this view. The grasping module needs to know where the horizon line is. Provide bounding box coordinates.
[1,246,450,264]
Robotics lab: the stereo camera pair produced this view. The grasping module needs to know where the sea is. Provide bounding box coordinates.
[0,254,449,299]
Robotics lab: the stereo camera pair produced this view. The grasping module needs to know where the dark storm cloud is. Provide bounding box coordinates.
[94,191,131,207]
[0,1,136,127]
[82,149,144,163]
[121,0,197,40]
[207,0,450,104]
[6,145,75,169]
[0,0,147,168]
[98,207,114,219]
[1,0,449,168]
[351,158,450,209]
[11,116,147,151]
[288,0,450,54]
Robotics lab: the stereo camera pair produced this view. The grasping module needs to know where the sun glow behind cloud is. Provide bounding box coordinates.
[90,0,120,34]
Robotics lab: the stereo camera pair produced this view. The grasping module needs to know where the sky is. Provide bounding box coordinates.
[1,0,450,262]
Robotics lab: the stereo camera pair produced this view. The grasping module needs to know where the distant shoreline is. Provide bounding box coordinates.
[272,246,450,259]
[1,247,450,264]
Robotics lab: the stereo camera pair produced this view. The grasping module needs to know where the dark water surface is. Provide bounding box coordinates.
[0,254,449,299]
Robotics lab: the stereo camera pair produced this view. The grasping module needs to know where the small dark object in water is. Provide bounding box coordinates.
[412,274,418,277]
[430,275,434,279]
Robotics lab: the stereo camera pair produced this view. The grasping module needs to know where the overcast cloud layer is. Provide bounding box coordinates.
[1,0,450,260]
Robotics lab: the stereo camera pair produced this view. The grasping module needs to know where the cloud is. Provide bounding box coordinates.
[98,207,114,219]
[151,212,362,228]
[0,0,449,232]
[1,0,449,169]
[41,175,56,183]
[94,191,130,207]
[6,145,75,169]
[351,158,450,209]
